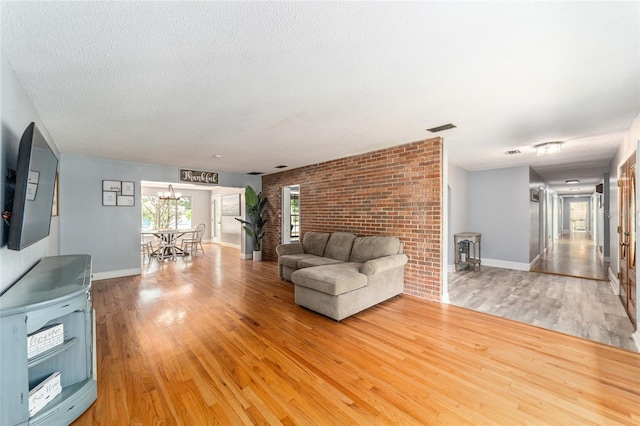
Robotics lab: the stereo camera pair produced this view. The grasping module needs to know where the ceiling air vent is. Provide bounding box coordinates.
[246,172,264,175]
[274,165,288,169]
[426,123,456,133]
[506,150,521,155]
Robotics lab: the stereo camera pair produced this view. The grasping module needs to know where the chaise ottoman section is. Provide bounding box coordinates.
[293,263,374,321]
[292,263,367,295]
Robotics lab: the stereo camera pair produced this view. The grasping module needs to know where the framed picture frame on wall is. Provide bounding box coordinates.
[102,192,117,206]
[117,195,135,206]
[530,188,540,202]
[102,180,121,192]
[121,181,134,196]
[102,179,136,207]
[222,194,241,216]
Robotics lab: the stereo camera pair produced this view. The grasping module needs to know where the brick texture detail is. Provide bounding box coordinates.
[261,137,443,301]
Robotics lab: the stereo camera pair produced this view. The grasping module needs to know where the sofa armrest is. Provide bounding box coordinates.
[276,243,304,256]
[360,254,408,276]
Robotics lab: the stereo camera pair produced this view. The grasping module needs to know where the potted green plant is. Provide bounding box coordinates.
[235,185,268,261]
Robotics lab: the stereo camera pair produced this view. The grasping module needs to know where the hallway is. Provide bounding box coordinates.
[531,232,609,281]
[448,229,637,351]
[448,267,636,351]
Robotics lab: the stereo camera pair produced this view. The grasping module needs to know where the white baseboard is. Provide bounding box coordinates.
[529,255,540,270]
[221,242,241,249]
[92,268,140,281]
[449,259,532,272]
[481,258,531,271]
[632,331,640,353]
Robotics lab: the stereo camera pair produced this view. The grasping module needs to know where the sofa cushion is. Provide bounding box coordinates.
[276,243,304,256]
[279,254,320,268]
[349,236,401,263]
[297,257,344,268]
[324,232,356,261]
[302,232,331,257]
[360,253,408,276]
[291,263,367,296]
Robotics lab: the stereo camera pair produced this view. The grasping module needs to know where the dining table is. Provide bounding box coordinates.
[141,228,196,257]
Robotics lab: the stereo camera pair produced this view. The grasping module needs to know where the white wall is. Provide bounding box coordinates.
[0,56,60,293]
[60,154,260,279]
[469,166,531,268]
[447,163,471,267]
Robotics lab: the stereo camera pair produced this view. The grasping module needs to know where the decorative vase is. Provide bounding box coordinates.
[253,250,262,262]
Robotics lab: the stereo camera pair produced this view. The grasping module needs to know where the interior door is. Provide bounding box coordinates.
[619,153,637,329]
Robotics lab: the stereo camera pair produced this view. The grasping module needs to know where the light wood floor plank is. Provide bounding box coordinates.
[73,245,640,425]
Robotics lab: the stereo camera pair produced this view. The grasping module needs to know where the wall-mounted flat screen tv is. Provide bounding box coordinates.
[8,122,58,251]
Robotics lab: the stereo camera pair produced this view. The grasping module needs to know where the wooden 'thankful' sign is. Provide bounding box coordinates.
[179,169,219,185]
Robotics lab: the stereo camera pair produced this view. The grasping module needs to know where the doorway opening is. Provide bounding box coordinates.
[282,185,300,244]
[570,201,588,233]
[532,196,609,280]
[211,189,244,250]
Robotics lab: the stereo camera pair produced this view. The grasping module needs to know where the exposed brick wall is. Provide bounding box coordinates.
[262,137,442,301]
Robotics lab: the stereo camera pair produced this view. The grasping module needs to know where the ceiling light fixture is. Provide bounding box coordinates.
[535,141,562,155]
[565,179,579,184]
[569,188,580,191]
[212,154,222,158]
[158,184,181,200]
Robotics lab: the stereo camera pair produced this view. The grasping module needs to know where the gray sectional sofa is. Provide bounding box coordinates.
[276,232,408,320]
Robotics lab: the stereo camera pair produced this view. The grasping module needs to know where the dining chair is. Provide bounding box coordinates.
[141,237,154,260]
[181,223,206,256]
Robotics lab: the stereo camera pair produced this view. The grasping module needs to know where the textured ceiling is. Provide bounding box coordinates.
[2,2,639,195]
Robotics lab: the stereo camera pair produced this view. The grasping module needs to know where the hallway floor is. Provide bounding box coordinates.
[448,267,637,352]
[531,232,610,280]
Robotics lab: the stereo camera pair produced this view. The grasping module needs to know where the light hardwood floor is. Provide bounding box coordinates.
[74,245,640,425]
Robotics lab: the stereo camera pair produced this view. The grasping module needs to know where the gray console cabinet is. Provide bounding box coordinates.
[0,255,97,425]
[454,232,482,271]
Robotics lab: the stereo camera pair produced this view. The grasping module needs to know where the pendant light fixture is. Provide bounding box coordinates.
[158,184,181,200]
